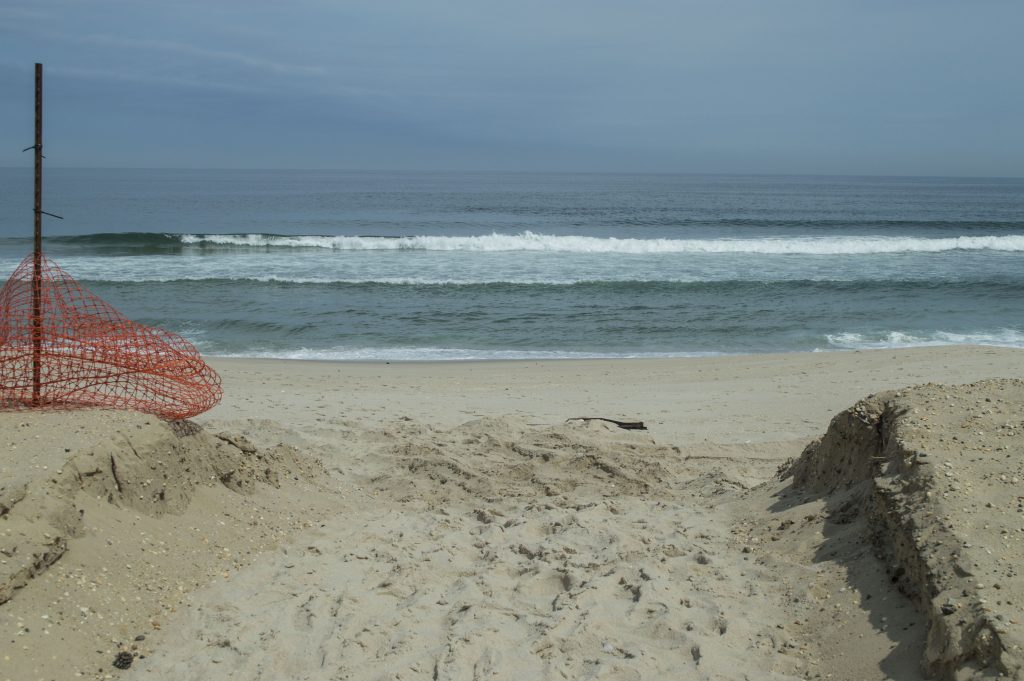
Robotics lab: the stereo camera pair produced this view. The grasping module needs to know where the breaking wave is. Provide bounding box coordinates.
[825,329,1024,350]
[174,231,1024,254]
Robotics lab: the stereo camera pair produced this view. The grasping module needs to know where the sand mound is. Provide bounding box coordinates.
[783,379,1024,680]
[359,417,681,504]
[0,410,335,679]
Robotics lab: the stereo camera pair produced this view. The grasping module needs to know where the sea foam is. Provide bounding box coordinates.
[826,329,1024,350]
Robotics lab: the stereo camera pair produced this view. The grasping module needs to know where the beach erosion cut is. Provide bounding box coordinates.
[1,345,1023,681]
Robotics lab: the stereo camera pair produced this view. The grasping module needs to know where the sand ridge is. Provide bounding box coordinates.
[783,378,1024,678]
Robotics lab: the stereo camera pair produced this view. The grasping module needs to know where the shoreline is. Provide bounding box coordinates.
[204,343,1024,365]
[202,342,1024,364]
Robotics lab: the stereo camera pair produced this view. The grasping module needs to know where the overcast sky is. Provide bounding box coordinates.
[0,0,1021,176]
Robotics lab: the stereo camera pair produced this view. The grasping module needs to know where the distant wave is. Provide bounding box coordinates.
[24,230,1024,255]
[176,231,1024,254]
[83,275,601,285]
[69,279,1024,303]
[49,232,180,245]
[47,232,181,249]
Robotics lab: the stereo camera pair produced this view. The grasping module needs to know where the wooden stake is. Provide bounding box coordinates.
[32,63,42,405]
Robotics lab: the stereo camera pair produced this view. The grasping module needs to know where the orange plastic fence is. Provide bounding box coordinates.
[0,253,222,420]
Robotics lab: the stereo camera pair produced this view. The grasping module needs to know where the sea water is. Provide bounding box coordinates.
[0,168,1021,360]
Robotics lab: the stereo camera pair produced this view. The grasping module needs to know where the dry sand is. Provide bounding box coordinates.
[1,345,1023,680]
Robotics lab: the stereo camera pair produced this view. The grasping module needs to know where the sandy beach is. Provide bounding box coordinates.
[2,345,1024,680]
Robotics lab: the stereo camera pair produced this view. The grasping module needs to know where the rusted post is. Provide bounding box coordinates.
[32,63,43,406]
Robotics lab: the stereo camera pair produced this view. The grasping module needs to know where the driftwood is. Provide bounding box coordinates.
[566,417,647,431]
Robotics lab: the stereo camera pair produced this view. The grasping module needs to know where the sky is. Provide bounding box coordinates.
[0,0,1022,176]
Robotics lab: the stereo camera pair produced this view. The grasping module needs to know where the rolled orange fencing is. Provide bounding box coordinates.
[0,253,222,420]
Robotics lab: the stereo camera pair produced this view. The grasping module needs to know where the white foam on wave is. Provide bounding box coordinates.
[825,329,1024,350]
[202,331,1024,361]
[177,231,1024,254]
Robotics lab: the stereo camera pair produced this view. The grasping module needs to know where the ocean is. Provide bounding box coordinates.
[0,168,1021,361]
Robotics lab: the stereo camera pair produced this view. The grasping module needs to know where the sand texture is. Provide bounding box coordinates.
[0,346,1022,680]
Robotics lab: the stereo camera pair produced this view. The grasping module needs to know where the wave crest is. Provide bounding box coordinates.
[177,231,1024,255]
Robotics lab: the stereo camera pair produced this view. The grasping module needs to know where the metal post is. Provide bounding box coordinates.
[32,63,42,406]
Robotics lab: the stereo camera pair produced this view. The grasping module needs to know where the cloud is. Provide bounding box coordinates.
[45,64,273,96]
[0,6,52,22]
[78,34,326,77]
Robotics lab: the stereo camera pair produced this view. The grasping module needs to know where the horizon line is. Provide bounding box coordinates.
[0,166,1022,182]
